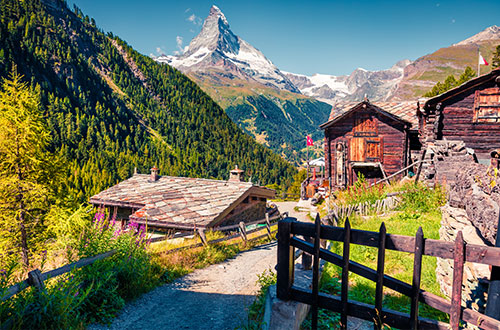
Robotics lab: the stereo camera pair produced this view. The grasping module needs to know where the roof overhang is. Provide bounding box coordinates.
[320,101,412,130]
[424,69,500,111]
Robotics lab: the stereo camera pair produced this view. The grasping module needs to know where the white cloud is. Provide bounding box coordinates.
[185,8,191,13]
[187,13,202,25]
[174,36,187,55]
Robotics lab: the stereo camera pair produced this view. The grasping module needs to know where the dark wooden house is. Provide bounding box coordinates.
[419,68,500,162]
[320,101,417,189]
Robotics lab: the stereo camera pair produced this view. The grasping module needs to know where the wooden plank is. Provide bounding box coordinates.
[265,213,272,240]
[239,221,248,244]
[415,149,427,183]
[311,214,321,330]
[289,287,450,330]
[290,237,452,314]
[290,221,500,266]
[450,231,465,330]
[42,250,116,281]
[277,219,294,300]
[341,218,351,330]
[410,227,424,330]
[374,223,387,329]
[198,228,208,246]
[28,269,45,291]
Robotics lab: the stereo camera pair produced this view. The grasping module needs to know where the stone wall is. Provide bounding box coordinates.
[217,198,266,227]
[421,140,476,188]
[436,205,491,317]
[449,162,500,245]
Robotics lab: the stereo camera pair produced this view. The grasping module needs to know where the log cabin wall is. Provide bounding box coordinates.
[421,73,500,161]
[324,103,409,189]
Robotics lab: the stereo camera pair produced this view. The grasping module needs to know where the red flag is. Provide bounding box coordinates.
[479,54,489,66]
[306,135,313,146]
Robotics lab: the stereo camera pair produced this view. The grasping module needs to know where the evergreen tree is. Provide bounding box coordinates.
[492,45,500,69]
[0,71,58,267]
[424,66,476,97]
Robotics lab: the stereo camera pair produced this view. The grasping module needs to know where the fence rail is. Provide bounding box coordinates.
[277,215,500,330]
[157,212,282,254]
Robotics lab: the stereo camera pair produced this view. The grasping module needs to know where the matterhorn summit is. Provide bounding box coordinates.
[155,5,299,92]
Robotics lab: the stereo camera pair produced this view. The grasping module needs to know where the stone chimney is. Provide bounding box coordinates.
[229,165,244,182]
[150,166,159,181]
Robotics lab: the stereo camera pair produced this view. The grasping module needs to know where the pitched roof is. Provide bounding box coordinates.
[320,101,418,130]
[424,68,500,110]
[89,174,275,230]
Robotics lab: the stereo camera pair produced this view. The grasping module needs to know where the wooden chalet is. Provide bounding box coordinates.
[320,101,419,189]
[89,166,275,231]
[419,68,500,161]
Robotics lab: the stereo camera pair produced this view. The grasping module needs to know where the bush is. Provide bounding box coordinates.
[397,183,446,213]
[335,174,386,206]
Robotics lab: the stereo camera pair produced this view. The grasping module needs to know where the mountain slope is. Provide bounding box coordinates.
[392,26,500,99]
[155,6,331,163]
[0,0,296,201]
[284,59,411,104]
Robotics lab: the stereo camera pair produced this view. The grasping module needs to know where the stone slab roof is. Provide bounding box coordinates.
[324,101,419,130]
[89,174,275,230]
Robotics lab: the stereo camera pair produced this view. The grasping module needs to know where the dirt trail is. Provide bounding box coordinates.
[89,242,277,330]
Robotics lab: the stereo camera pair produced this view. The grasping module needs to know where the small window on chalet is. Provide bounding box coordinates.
[353,114,377,137]
[473,88,500,123]
[259,197,266,202]
[243,197,249,204]
[251,196,258,201]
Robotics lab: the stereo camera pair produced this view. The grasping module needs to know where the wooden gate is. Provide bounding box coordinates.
[277,215,500,329]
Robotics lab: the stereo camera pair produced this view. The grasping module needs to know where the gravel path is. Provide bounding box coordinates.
[89,241,277,330]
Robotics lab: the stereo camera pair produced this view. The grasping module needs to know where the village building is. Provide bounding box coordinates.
[320,101,419,190]
[89,166,275,231]
[419,68,500,162]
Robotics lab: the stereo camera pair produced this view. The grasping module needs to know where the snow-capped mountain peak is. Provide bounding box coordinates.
[453,25,500,46]
[155,5,299,93]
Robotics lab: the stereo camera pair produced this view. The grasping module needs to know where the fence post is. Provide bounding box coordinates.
[311,213,321,330]
[198,228,208,246]
[239,221,247,244]
[450,231,465,330]
[374,223,387,330]
[277,218,294,300]
[340,218,351,330]
[486,212,500,320]
[265,212,272,240]
[27,269,45,291]
[410,227,424,330]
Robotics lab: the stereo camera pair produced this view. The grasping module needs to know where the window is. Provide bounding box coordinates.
[473,87,500,123]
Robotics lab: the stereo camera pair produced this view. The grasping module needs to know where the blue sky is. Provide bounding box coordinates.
[69,0,500,76]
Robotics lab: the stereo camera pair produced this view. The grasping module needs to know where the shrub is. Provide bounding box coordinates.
[335,174,386,206]
[397,182,446,213]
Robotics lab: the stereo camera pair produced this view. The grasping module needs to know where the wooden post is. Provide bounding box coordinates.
[311,213,321,330]
[486,211,500,321]
[410,227,424,330]
[450,231,465,330]
[277,219,294,300]
[239,221,247,244]
[302,235,313,270]
[340,218,351,330]
[198,228,208,246]
[265,212,272,240]
[27,269,45,291]
[374,223,386,330]
[415,149,427,183]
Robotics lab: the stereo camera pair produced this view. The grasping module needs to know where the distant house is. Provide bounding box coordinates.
[89,166,275,231]
[320,101,419,189]
[418,68,500,161]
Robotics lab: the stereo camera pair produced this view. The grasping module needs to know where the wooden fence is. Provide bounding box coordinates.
[2,211,283,305]
[277,215,500,330]
[329,192,402,220]
[150,212,283,254]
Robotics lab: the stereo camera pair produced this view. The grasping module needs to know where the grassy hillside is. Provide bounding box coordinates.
[0,0,296,201]
[190,72,331,165]
[394,40,500,99]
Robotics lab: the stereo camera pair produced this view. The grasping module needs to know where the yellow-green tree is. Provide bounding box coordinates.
[0,71,57,267]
